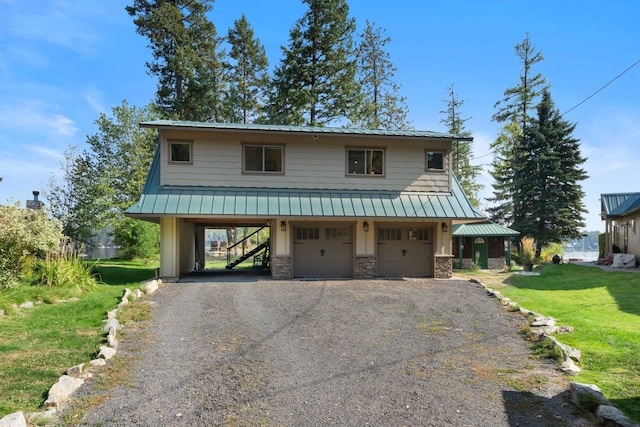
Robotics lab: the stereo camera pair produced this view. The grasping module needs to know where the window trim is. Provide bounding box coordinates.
[426,150,446,171]
[346,147,386,177]
[168,140,193,165]
[242,144,285,174]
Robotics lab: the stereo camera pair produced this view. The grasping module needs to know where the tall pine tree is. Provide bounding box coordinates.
[352,20,411,130]
[440,84,482,207]
[513,89,588,256]
[488,33,548,226]
[225,14,269,123]
[265,0,360,126]
[126,0,225,121]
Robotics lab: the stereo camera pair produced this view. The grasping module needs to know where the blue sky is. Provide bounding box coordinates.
[1,0,638,231]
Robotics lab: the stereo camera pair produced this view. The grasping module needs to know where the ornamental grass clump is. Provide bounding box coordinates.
[520,236,536,266]
[30,254,99,292]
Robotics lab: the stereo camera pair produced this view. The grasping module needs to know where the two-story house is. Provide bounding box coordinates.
[125,120,486,280]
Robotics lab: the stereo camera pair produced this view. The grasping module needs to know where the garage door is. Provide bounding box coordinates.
[293,225,353,278]
[377,227,434,277]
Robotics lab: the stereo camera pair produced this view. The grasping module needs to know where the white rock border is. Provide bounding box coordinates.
[0,278,162,426]
[470,277,639,427]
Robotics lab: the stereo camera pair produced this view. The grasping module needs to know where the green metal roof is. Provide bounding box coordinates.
[139,120,473,141]
[601,193,640,218]
[126,147,485,221]
[452,222,520,237]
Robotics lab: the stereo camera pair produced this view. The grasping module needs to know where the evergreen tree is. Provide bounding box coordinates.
[126,0,225,121]
[486,121,521,226]
[225,14,269,123]
[439,84,482,207]
[352,20,411,130]
[513,89,588,256]
[265,0,360,126]
[489,33,548,225]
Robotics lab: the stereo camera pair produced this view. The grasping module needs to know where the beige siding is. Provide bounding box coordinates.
[616,214,640,256]
[160,129,451,193]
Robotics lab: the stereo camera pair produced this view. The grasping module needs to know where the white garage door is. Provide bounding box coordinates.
[293,225,353,278]
[377,227,434,277]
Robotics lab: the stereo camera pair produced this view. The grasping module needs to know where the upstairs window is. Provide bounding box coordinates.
[426,151,445,171]
[169,141,192,164]
[244,145,284,173]
[347,148,384,176]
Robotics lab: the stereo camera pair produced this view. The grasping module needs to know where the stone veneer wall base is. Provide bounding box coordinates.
[354,255,377,279]
[271,256,293,279]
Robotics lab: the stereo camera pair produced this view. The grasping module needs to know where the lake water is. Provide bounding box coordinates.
[85,246,118,260]
[563,250,598,262]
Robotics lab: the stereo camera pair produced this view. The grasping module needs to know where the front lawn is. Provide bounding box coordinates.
[456,264,640,423]
[0,260,157,418]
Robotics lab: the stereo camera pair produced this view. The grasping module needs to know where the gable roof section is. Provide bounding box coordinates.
[452,222,520,237]
[126,147,486,221]
[601,193,640,218]
[139,120,473,141]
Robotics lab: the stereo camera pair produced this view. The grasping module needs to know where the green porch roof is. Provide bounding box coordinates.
[139,120,473,140]
[452,222,520,237]
[601,192,640,218]
[126,147,485,221]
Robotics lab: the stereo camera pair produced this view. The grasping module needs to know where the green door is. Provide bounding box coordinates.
[472,237,488,269]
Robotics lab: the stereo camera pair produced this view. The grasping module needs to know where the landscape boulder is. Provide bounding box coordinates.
[0,411,26,427]
[43,375,84,409]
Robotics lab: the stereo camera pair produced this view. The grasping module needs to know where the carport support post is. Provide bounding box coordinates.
[159,217,180,280]
[271,218,293,279]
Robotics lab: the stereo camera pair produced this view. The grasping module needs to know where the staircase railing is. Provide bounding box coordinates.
[226,227,268,268]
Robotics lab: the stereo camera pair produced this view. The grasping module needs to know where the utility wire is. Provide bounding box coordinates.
[562,59,640,116]
[469,58,640,162]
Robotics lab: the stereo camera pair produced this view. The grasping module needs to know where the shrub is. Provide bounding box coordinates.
[113,218,159,261]
[0,203,64,288]
[540,242,563,263]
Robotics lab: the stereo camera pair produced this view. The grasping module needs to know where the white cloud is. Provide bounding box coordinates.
[8,1,101,56]
[0,101,79,138]
[28,145,64,161]
[84,90,106,115]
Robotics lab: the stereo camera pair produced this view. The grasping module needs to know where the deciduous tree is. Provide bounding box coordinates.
[48,101,159,258]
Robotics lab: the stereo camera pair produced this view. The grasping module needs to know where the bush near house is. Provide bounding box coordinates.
[0,203,64,288]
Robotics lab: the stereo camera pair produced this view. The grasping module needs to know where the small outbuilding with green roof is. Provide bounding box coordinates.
[452,222,520,270]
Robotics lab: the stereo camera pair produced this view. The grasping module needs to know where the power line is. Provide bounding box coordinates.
[562,59,640,116]
[469,58,640,162]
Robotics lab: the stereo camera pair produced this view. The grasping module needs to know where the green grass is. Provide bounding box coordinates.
[0,260,157,418]
[457,264,640,423]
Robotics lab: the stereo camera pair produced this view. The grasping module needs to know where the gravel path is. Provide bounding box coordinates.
[65,276,591,426]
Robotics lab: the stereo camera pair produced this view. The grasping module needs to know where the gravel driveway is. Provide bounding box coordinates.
[66,275,590,426]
